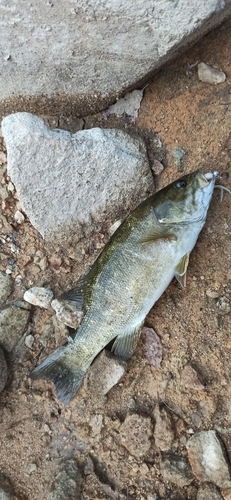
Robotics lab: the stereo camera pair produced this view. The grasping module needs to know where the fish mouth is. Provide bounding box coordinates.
[198,171,219,188]
[204,171,219,181]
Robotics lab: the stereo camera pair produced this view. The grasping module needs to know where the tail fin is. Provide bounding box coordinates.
[30,346,86,404]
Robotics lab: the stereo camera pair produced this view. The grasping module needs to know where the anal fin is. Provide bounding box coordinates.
[111,323,143,360]
[175,253,190,288]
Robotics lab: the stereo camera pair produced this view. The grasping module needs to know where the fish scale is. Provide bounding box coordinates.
[31,170,218,403]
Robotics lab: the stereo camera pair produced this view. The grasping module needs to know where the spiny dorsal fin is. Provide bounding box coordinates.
[59,270,90,311]
[175,253,190,288]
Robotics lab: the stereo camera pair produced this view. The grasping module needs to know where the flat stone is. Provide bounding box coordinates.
[24,287,53,309]
[0,302,30,352]
[2,113,154,244]
[87,350,126,396]
[47,459,82,500]
[0,346,8,392]
[186,430,231,488]
[151,159,164,176]
[197,483,223,500]
[0,2,231,116]
[141,327,162,367]
[24,334,34,349]
[160,455,194,487]
[153,405,174,451]
[180,364,204,391]
[0,272,13,306]
[119,413,153,458]
[103,89,144,123]
[198,62,226,84]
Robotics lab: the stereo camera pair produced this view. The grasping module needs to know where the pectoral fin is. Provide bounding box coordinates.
[111,323,143,360]
[139,230,177,244]
[175,253,190,288]
[59,270,90,312]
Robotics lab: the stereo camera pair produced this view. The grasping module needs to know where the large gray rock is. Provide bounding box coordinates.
[0,1,231,116]
[2,112,154,243]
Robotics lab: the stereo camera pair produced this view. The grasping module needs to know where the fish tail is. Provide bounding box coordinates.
[30,346,86,404]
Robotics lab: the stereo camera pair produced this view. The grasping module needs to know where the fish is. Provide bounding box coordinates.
[30,170,218,404]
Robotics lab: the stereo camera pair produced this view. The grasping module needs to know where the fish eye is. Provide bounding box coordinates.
[175,179,187,189]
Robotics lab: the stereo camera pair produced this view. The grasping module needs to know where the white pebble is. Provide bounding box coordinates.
[24,287,53,309]
[28,463,37,473]
[7,181,15,192]
[109,220,122,236]
[14,210,25,224]
[198,62,226,85]
[25,334,34,349]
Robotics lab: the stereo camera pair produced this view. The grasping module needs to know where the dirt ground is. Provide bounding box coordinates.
[1,17,231,500]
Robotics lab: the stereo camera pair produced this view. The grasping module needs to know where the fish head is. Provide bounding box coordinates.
[154,170,218,225]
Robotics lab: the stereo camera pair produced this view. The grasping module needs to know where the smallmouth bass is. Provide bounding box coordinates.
[31,170,218,403]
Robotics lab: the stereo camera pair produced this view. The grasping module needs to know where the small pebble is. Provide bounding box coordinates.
[0,152,7,165]
[108,220,122,236]
[25,334,34,349]
[151,159,164,176]
[0,346,8,392]
[216,296,230,314]
[180,364,204,391]
[7,181,15,192]
[24,287,53,309]
[48,254,62,269]
[198,62,226,84]
[29,463,37,474]
[153,405,174,451]
[14,210,25,224]
[0,271,13,305]
[141,327,162,367]
[172,147,186,172]
[206,289,220,299]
